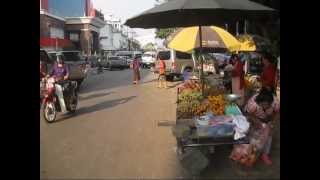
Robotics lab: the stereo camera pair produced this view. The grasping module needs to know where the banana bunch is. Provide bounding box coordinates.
[177,91,203,118]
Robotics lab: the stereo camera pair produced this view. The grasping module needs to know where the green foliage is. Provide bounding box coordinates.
[155,28,176,39]
[142,42,156,51]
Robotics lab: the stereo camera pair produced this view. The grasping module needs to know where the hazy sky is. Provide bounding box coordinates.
[92,0,157,39]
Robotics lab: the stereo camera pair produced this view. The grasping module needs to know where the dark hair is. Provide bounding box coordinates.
[255,87,274,104]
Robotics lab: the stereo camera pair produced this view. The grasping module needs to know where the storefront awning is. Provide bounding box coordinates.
[40,38,74,48]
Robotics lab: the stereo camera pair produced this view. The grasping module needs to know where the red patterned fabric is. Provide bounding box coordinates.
[245,94,280,119]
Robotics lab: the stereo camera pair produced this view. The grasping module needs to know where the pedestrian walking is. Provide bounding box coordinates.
[223,59,233,93]
[260,52,277,94]
[157,55,168,89]
[131,56,141,84]
[230,54,245,106]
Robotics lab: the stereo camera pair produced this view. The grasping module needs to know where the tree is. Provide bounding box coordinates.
[247,0,280,57]
[155,28,177,39]
[154,0,176,40]
[142,42,156,51]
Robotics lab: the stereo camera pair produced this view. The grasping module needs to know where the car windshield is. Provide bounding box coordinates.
[158,51,170,60]
[61,52,81,62]
[143,54,152,57]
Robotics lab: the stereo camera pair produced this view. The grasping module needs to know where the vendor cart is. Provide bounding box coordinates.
[174,80,250,175]
[173,118,249,155]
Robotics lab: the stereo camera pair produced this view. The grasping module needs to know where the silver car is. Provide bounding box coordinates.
[47,51,87,85]
[101,56,127,70]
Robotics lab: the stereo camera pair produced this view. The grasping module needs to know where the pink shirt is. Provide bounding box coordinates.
[245,94,280,119]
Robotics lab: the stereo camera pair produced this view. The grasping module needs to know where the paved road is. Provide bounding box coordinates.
[40,68,280,179]
[40,68,187,179]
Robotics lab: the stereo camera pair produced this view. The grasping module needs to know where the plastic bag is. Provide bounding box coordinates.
[232,115,250,140]
[196,123,235,138]
[230,144,257,167]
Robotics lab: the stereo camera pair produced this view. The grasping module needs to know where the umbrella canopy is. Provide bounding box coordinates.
[238,40,256,52]
[125,0,277,28]
[124,0,276,95]
[237,34,271,52]
[168,26,241,53]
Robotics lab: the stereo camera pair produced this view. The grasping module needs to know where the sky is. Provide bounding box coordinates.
[92,0,158,46]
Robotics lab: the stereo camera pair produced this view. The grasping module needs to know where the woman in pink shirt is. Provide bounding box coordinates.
[244,87,280,166]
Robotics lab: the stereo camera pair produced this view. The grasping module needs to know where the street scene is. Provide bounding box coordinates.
[40,0,279,179]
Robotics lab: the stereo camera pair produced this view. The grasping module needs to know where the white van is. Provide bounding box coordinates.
[141,51,156,68]
[154,49,196,81]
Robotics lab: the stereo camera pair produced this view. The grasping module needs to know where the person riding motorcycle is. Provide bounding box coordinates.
[97,57,103,73]
[48,55,70,113]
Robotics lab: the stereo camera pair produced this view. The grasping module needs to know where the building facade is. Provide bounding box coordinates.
[99,24,115,51]
[99,14,140,52]
[40,0,105,55]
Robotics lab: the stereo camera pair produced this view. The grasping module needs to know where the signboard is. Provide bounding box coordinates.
[70,33,79,42]
[50,27,64,39]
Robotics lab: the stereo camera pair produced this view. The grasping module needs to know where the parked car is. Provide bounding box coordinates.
[47,50,87,86]
[141,51,156,68]
[154,49,197,81]
[116,51,142,66]
[101,56,127,70]
[117,56,130,68]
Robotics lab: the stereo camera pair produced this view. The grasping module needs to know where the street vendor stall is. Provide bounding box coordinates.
[173,79,252,174]
[124,0,277,175]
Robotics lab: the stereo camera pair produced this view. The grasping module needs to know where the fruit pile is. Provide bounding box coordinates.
[177,90,203,118]
[208,95,226,115]
[206,86,226,96]
[195,99,211,116]
[177,80,201,93]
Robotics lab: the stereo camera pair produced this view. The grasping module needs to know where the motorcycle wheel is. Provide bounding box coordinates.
[41,101,56,123]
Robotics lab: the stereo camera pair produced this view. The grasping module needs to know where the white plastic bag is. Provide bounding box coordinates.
[232,115,250,140]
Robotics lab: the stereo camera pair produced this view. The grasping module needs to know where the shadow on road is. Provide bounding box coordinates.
[141,78,158,84]
[55,96,137,122]
[79,91,115,101]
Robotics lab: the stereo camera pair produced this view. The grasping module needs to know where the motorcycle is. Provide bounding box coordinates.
[41,77,78,123]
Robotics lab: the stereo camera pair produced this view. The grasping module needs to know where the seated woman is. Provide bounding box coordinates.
[244,87,280,166]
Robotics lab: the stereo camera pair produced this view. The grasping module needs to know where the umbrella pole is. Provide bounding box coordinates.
[199,26,204,96]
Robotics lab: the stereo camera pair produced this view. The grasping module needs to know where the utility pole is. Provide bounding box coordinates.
[127,29,135,51]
